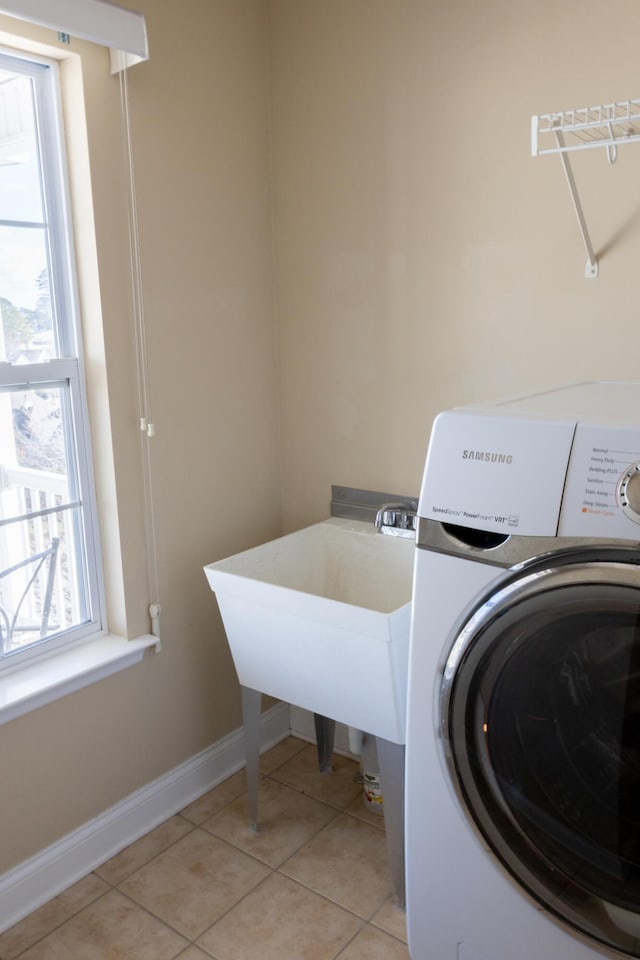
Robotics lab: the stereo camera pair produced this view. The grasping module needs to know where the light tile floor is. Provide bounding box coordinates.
[0,738,410,960]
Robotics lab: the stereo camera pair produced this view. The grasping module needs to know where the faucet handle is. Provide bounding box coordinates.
[375,499,418,537]
[375,502,400,528]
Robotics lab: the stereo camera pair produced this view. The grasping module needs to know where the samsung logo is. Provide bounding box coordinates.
[462,450,513,464]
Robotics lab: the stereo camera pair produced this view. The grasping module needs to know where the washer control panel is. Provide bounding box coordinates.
[559,423,640,538]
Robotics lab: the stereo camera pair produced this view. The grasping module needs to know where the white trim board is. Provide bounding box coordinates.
[0,634,159,727]
[0,700,290,933]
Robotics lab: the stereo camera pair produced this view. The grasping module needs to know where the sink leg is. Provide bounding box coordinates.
[376,737,405,909]
[240,685,262,833]
[313,713,336,772]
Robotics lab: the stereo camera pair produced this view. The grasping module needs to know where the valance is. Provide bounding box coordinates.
[0,0,148,69]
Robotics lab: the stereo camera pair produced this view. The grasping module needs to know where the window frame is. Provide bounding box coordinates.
[0,47,106,672]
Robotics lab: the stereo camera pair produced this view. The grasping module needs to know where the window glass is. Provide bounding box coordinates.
[0,51,101,664]
[0,68,44,222]
[0,225,51,357]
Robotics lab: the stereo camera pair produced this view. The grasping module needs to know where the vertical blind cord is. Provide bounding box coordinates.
[119,65,161,642]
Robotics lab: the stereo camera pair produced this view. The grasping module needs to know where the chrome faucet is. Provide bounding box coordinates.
[375,501,418,537]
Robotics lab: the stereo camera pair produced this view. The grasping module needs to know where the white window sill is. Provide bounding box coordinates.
[0,634,159,726]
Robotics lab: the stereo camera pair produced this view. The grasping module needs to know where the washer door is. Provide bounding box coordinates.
[443,552,640,956]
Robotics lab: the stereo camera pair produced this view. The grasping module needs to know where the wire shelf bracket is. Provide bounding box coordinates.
[531,99,640,278]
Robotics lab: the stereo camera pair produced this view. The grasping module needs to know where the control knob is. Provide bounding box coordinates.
[618,465,640,523]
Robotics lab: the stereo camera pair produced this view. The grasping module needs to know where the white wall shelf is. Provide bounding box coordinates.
[532,100,640,158]
[531,99,640,278]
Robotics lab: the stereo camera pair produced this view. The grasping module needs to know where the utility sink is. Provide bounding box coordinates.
[204,518,414,743]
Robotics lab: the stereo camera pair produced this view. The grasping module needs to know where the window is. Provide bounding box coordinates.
[0,49,103,668]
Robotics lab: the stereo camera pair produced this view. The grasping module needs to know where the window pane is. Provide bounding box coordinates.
[0,49,103,667]
[0,68,45,222]
[0,382,90,657]
[0,225,52,362]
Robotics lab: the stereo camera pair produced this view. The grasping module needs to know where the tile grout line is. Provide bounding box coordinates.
[4,738,406,958]
[7,882,114,960]
[107,882,195,947]
[93,816,199,887]
[190,866,278,949]
[180,756,390,952]
[84,762,353,951]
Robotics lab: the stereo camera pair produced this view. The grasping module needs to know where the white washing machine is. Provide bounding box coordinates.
[405,381,640,960]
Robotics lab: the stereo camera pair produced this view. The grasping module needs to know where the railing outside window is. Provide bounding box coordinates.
[0,464,76,651]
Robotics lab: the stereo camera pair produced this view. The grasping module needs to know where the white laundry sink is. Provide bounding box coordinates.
[204,518,414,743]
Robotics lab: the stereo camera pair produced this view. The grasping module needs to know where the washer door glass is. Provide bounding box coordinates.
[444,556,640,956]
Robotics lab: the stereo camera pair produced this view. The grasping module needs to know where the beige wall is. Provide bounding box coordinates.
[2,0,640,878]
[269,0,640,530]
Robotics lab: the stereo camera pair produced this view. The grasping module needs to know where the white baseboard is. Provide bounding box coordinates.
[0,700,290,934]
